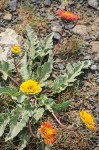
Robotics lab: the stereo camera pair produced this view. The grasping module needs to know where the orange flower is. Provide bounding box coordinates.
[38,122,56,145]
[56,10,79,22]
[79,110,96,131]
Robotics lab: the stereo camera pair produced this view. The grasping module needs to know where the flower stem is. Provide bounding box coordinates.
[52,26,65,57]
[9,76,20,87]
[14,57,20,78]
[52,112,77,131]
[28,119,39,139]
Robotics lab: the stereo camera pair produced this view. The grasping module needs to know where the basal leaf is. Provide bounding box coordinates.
[0,87,21,97]
[52,99,74,112]
[35,61,53,86]
[18,128,31,150]
[33,108,44,122]
[0,113,10,137]
[5,106,29,141]
[20,53,30,81]
[0,60,12,80]
[52,60,91,93]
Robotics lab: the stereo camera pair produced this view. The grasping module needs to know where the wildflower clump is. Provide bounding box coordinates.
[38,122,56,145]
[79,110,96,131]
[11,45,20,55]
[20,80,41,95]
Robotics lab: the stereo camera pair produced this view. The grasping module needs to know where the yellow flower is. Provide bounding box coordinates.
[20,80,41,95]
[11,45,20,55]
[38,122,56,145]
[79,110,96,131]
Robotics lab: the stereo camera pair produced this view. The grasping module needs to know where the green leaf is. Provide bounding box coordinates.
[38,95,54,113]
[0,113,10,137]
[52,99,74,112]
[0,60,12,80]
[5,106,29,141]
[20,53,30,81]
[0,87,21,97]
[35,61,53,86]
[38,33,53,57]
[33,108,44,122]
[18,128,31,150]
[24,25,39,60]
[52,60,91,93]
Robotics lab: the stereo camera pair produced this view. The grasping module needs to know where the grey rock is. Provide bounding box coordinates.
[58,64,65,70]
[96,78,99,83]
[65,24,74,30]
[44,0,51,6]
[53,32,61,40]
[9,0,17,11]
[97,65,99,71]
[68,0,75,5]
[73,25,87,36]
[47,15,54,21]
[84,55,91,60]
[30,0,37,3]
[88,0,98,9]
[51,23,62,33]
[90,65,97,71]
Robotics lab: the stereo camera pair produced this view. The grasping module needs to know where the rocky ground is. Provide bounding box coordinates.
[0,0,99,150]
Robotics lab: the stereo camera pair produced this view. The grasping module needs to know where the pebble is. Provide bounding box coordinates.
[47,15,54,21]
[84,55,91,60]
[3,13,12,21]
[88,0,98,9]
[90,41,99,56]
[30,0,37,3]
[68,0,75,6]
[72,25,87,36]
[44,0,51,6]
[53,32,61,40]
[9,0,17,11]
[97,65,99,71]
[90,65,97,71]
[51,23,62,33]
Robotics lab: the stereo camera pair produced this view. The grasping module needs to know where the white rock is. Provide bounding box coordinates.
[0,28,22,62]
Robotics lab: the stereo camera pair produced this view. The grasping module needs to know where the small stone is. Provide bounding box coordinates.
[51,23,62,33]
[73,25,87,36]
[53,32,61,40]
[0,12,2,17]
[88,0,98,9]
[65,24,74,30]
[84,55,91,60]
[97,65,99,71]
[3,13,12,21]
[90,41,99,56]
[47,15,54,21]
[68,0,75,5]
[44,0,51,6]
[9,0,17,11]
[30,0,36,3]
[96,78,99,83]
[90,65,97,71]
